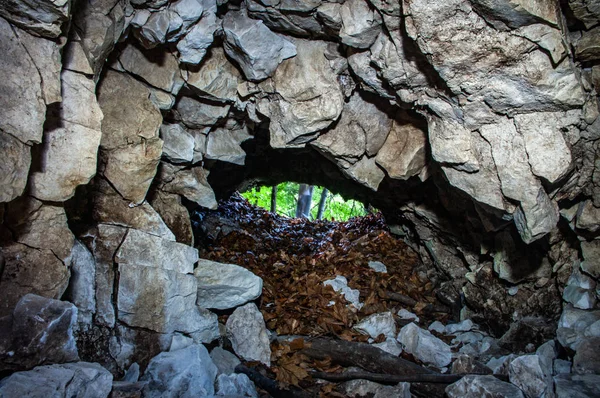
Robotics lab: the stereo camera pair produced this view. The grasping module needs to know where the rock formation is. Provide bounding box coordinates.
[0,0,599,396]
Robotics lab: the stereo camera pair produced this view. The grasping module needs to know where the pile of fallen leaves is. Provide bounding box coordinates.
[195,194,449,393]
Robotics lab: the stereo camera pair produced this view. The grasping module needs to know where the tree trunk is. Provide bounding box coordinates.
[271,185,277,213]
[295,184,314,218]
[316,188,328,220]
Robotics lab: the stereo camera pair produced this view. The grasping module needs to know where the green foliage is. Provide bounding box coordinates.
[241,182,367,221]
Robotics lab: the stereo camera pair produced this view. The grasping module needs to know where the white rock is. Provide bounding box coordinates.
[398,308,420,323]
[160,123,195,164]
[142,345,217,397]
[446,375,525,398]
[194,259,263,310]
[177,12,218,65]
[226,303,271,366]
[222,10,296,81]
[368,261,388,273]
[210,347,241,375]
[372,338,403,356]
[509,355,552,398]
[323,276,363,309]
[445,319,475,335]
[397,323,452,367]
[0,362,112,398]
[169,333,194,352]
[216,373,258,397]
[354,312,397,338]
[428,321,446,334]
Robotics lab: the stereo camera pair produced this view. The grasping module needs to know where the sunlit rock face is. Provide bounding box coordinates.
[0,0,599,391]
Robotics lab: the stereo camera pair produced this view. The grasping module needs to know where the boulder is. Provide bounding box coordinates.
[353,312,397,339]
[0,131,31,203]
[397,322,452,368]
[65,240,96,326]
[469,0,559,28]
[563,268,597,310]
[222,10,296,81]
[0,294,78,371]
[554,373,600,398]
[210,347,241,375]
[118,44,181,92]
[342,379,411,398]
[148,190,194,245]
[576,200,600,233]
[580,240,600,279]
[194,259,263,310]
[0,362,112,398]
[572,337,600,375]
[341,155,386,192]
[160,123,195,164]
[339,0,382,49]
[226,303,271,366]
[176,96,231,129]
[575,26,600,62]
[205,128,248,165]
[141,345,217,397]
[30,69,103,202]
[266,38,344,148]
[115,229,198,274]
[0,0,71,38]
[557,304,600,350]
[509,355,552,398]
[177,12,218,65]
[215,373,258,397]
[375,121,427,180]
[185,46,242,102]
[157,163,218,209]
[446,375,525,398]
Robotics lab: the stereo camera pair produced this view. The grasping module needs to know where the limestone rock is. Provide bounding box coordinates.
[339,0,382,49]
[341,155,385,191]
[576,200,600,233]
[92,181,176,241]
[514,111,579,184]
[176,96,231,128]
[142,345,217,397]
[368,261,388,273]
[6,198,74,262]
[445,319,475,335]
[557,304,600,350]
[118,44,181,92]
[0,131,31,203]
[0,0,71,38]
[568,0,600,29]
[65,241,96,326]
[554,359,572,375]
[429,321,445,334]
[0,294,78,371]
[563,269,597,310]
[323,275,363,309]
[135,9,182,48]
[148,190,194,245]
[29,72,103,202]
[375,121,427,180]
[177,12,218,65]
[554,373,600,398]
[572,337,600,375]
[98,70,162,150]
[354,312,397,339]
[194,259,263,310]
[580,240,600,279]
[451,355,493,375]
[0,362,112,398]
[103,138,163,205]
[372,338,403,356]
[215,373,258,397]
[397,309,419,323]
[185,46,242,102]
[267,38,344,148]
[158,163,218,209]
[116,229,198,274]
[470,0,559,28]
[0,18,46,146]
[226,303,271,366]
[223,10,296,81]
[446,375,525,398]
[509,355,553,398]
[575,26,600,62]
[397,322,452,367]
[480,119,558,243]
[210,346,241,375]
[117,263,218,336]
[205,128,248,165]
[160,123,195,164]
[342,379,411,398]
[487,354,518,376]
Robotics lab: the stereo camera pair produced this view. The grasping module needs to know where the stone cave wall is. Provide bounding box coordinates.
[0,0,599,375]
